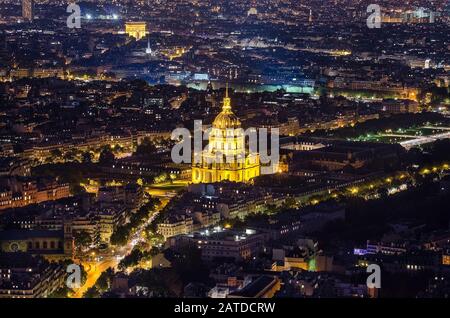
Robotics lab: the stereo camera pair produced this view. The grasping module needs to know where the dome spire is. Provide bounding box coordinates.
[223,83,231,112]
[213,83,241,129]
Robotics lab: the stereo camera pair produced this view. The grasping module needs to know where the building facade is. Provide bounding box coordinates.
[192,88,260,184]
[22,0,34,22]
[125,22,147,40]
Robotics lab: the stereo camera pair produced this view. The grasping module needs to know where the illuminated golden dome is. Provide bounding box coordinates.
[192,83,260,184]
[212,84,241,129]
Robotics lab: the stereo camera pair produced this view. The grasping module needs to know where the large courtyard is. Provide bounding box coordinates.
[352,125,450,149]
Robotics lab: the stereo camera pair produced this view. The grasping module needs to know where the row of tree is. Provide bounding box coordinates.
[110,197,161,246]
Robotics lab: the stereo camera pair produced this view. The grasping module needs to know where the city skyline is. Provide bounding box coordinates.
[0,0,449,306]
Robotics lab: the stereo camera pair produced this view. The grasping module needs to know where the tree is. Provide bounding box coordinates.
[49,285,71,298]
[50,149,62,159]
[95,268,114,291]
[63,150,77,162]
[70,184,86,196]
[73,230,92,248]
[129,268,181,297]
[148,232,164,245]
[149,247,161,257]
[135,138,157,156]
[83,286,100,298]
[283,197,297,209]
[82,151,93,163]
[110,225,131,246]
[99,147,115,164]
[119,248,144,270]
[112,144,124,154]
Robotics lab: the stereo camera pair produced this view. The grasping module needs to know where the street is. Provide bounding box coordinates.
[71,182,177,298]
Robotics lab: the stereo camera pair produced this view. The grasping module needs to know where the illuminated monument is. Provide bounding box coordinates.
[125,22,147,40]
[22,0,34,22]
[192,86,260,184]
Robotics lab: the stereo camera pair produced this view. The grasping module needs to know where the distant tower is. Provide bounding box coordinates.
[206,81,214,95]
[63,221,74,259]
[22,0,34,22]
[205,81,217,108]
[145,37,152,54]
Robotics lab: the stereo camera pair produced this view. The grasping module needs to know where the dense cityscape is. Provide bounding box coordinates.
[0,0,449,303]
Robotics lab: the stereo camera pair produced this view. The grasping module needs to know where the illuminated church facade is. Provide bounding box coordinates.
[192,87,260,184]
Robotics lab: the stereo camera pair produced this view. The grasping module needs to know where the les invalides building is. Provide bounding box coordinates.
[192,87,260,184]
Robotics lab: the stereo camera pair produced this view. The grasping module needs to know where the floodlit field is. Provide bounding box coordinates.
[352,125,450,147]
